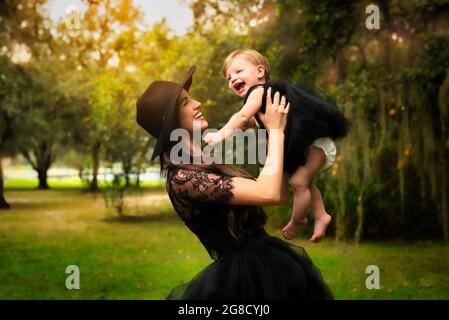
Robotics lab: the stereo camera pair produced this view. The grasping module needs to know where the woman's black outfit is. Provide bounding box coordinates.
[165,167,334,300]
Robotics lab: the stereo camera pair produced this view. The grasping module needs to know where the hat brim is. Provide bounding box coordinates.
[150,66,196,161]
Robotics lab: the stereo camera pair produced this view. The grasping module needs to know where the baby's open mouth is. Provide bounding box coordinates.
[234,82,245,92]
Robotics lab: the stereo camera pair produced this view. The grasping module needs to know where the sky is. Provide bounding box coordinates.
[46,0,194,36]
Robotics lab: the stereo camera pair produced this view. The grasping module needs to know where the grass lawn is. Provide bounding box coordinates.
[0,187,448,300]
[4,178,163,189]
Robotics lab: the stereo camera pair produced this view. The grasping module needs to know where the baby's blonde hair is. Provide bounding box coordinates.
[222,49,271,82]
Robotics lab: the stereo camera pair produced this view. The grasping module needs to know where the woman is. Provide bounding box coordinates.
[136,66,333,299]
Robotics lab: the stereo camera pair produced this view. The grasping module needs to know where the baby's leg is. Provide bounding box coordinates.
[280,172,290,204]
[309,182,332,243]
[281,147,325,240]
[281,167,311,240]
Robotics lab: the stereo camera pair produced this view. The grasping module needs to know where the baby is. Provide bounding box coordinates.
[204,49,350,242]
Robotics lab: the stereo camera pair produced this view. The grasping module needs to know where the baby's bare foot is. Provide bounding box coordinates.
[282,218,307,240]
[309,212,332,243]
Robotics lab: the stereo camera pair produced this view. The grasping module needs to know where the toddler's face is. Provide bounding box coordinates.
[225,55,265,97]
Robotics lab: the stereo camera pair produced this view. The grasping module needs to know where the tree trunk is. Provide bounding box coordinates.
[37,166,49,189]
[135,137,151,188]
[124,173,130,188]
[335,51,347,83]
[354,194,364,244]
[32,143,52,190]
[336,173,348,241]
[78,167,84,181]
[89,142,101,192]
[135,166,141,187]
[0,155,10,209]
[428,80,447,242]
[122,158,132,188]
[37,146,51,190]
[439,144,448,243]
[335,214,346,242]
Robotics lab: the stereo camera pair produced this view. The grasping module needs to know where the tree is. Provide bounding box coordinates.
[16,53,87,189]
[55,0,143,192]
[0,0,48,202]
[0,58,29,207]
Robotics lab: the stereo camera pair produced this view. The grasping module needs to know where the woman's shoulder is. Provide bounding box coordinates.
[167,165,222,176]
[166,165,235,205]
[167,166,210,183]
[166,166,233,187]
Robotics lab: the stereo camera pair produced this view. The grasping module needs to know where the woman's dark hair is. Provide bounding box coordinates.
[159,94,267,239]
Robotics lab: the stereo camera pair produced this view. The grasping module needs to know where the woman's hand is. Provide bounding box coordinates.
[256,87,290,133]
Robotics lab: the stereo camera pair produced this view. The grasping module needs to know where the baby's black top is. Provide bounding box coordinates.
[244,81,350,173]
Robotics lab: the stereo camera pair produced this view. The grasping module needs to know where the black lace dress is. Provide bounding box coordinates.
[246,81,350,174]
[165,167,333,300]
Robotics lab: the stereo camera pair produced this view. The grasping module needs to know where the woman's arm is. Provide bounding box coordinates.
[229,88,289,205]
[229,129,285,205]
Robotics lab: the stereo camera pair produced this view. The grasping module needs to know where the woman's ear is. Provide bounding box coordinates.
[256,65,266,80]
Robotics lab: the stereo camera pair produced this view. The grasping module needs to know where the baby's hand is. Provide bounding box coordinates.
[204,132,224,145]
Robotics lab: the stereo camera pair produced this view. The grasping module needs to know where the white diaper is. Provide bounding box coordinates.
[311,137,337,172]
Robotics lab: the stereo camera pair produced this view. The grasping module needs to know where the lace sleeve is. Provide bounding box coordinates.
[167,168,234,219]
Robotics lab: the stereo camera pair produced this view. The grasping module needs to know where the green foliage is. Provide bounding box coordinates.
[1,0,448,241]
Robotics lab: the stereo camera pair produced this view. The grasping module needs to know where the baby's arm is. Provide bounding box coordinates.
[243,116,259,130]
[204,87,264,145]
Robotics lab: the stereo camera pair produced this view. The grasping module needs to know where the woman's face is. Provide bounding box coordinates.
[178,89,208,133]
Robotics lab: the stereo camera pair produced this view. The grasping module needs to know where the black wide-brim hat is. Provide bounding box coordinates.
[136,66,196,160]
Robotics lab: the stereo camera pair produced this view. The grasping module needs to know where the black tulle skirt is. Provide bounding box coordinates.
[166,229,333,300]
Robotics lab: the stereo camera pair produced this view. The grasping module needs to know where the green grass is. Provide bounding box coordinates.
[4,178,164,189]
[0,188,448,300]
